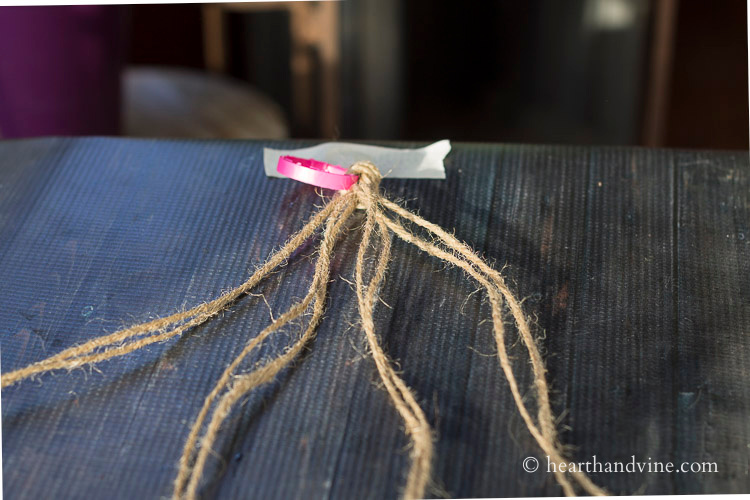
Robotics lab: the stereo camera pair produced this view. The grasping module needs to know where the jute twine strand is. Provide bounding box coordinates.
[350,163,433,500]
[1,161,606,499]
[0,195,344,389]
[175,194,359,500]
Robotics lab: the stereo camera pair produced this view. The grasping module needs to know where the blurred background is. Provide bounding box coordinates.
[0,0,746,149]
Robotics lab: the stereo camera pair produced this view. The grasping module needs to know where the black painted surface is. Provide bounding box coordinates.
[1,138,748,498]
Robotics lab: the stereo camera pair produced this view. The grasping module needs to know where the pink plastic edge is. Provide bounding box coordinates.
[277,156,359,190]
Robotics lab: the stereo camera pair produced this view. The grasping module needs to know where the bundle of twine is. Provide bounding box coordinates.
[1,162,605,499]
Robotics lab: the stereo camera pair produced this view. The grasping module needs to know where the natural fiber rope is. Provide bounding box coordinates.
[1,161,606,499]
[350,163,433,499]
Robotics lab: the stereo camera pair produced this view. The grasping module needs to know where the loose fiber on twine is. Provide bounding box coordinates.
[1,162,606,499]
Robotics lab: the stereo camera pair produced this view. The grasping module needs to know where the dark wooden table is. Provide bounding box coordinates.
[1,138,748,498]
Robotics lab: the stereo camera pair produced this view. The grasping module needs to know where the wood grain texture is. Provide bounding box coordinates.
[0,138,748,498]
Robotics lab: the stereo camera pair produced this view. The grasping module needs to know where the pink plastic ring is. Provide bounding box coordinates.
[276,156,359,191]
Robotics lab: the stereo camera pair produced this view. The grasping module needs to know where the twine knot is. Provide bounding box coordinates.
[349,161,382,194]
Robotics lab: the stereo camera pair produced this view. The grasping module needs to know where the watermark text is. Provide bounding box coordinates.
[522,455,717,474]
